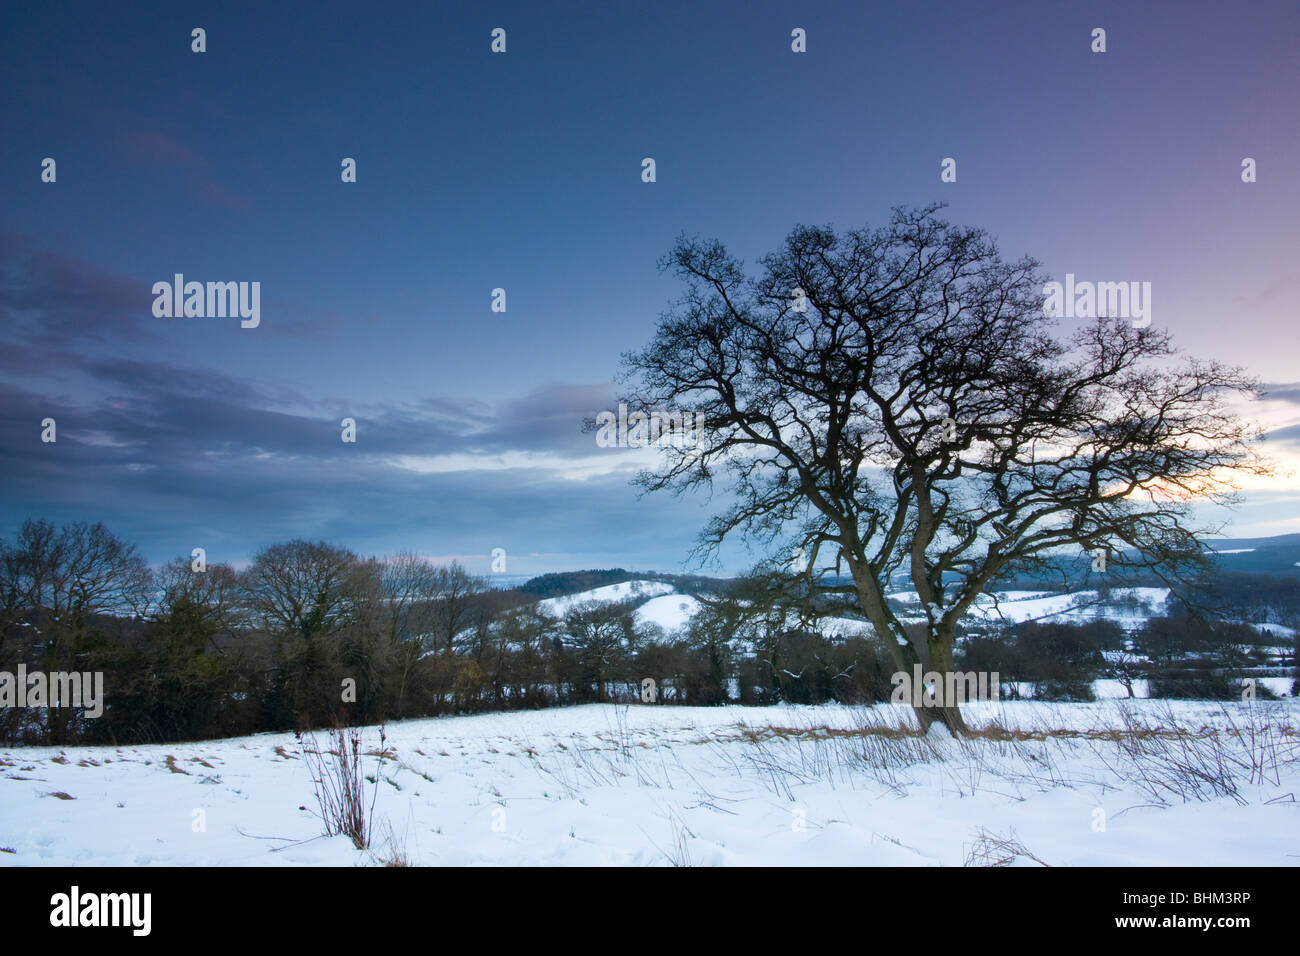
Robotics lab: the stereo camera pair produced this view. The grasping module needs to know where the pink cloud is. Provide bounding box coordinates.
[116,129,254,212]
[122,130,206,169]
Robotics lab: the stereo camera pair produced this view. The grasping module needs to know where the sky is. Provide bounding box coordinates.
[1,0,1298,577]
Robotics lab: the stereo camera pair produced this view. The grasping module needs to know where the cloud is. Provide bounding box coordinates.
[1263,422,1300,448]
[121,130,207,169]
[0,233,154,345]
[31,358,619,463]
[117,129,253,211]
[0,232,375,355]
[0,376,705,570]
[0,357,685,567]
[1260,382,1300,406]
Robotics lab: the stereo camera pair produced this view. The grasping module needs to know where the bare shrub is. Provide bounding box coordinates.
[301,723,384,849]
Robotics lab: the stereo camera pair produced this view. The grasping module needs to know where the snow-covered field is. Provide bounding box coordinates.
[537,580,675,618]
[5,582,1291,867]
[962,587,1171,626]
[4,699,1297,866]
[542,580,1180,636]
[535,580,1183,640]
[634,593,702,631]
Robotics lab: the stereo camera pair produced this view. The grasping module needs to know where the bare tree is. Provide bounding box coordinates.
[155,556,244,648]
[429,561,481,658]
[378,551,441,715]
[242,539,368,640]
[1292,627,1299,698]
[618,204,1266,734]
[0,519,152,742]
[564,600,636,701]
[241,539,378,725]
[1109,648,1147,700]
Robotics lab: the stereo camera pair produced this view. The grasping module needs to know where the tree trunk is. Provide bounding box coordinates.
[849,571,972,736]
[919,629,970,735]
[914,699,969,735]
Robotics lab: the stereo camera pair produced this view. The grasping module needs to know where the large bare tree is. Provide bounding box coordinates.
[619,204,1267,734]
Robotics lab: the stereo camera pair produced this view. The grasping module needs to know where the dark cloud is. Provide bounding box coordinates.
[61,362,614,459]
[0,359,666,567]
[0,233,380,354]
[0,233,154,345]
[0,390,706,571]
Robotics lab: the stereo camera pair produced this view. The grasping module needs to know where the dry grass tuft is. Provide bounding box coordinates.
[964,827,1050,867]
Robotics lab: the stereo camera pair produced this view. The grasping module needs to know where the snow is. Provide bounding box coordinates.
[633,594,702,633]
[4,698,1297,866]
[1260,677,1294,697]
[964,588,1170,626]
[539,585,873,642]
[970,592,1087,621]
[817,616,874,638]
[1251,622,1297,638]
[981,590,1056,602]
[536,582,1277,642]
[884,588,1173,629]
[536,580,675,618]
[1093,679,1150,699]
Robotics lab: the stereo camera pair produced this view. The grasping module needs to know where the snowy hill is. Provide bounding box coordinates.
[633,593,703,633]
[537,580,676,618]
[534,579,1179,638]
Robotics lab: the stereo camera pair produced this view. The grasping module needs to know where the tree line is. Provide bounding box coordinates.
[0,518,899,745]
[3,518,1293,746]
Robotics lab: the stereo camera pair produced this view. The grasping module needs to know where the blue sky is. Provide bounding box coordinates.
[2,0,1298,576]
